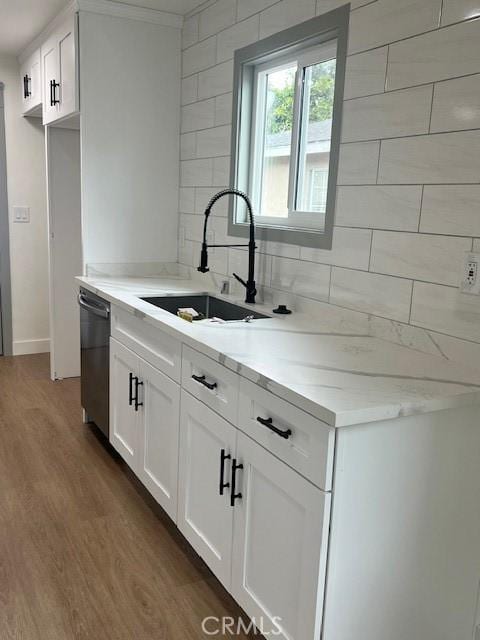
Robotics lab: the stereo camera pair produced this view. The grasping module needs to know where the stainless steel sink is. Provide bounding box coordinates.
[140,294,270,321]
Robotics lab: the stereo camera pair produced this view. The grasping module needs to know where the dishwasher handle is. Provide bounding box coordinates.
[77,293,110,319]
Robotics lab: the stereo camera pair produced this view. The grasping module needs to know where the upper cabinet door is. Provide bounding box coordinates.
[138,358,180,522]
[42,33,59,124]
[41,13,78,125]
[20,49,42,116]
[231,431,331,640]
[110,337,140,470]
[177,391,236,588]
[57,15,78,120]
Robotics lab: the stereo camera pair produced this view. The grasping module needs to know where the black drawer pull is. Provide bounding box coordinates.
[219,449,231,495]
[191,374,217,391]
[128,372,134,406]
[256,416,292,439]
[134,377,143,411]
[230,459,243,507]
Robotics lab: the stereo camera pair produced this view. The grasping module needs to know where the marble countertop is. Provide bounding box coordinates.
[77,274,480,428]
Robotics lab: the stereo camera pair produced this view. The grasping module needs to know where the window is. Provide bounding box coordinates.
[229,6,349,249]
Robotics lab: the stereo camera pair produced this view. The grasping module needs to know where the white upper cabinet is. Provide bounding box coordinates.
[20,49,42,116]
[41,13,79,125]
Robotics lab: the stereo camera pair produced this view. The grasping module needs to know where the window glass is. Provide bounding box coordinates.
[295,58,335,218]
[253,64,296,219]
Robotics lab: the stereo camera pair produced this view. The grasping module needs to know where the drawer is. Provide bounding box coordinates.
[111,305,181,382]
[182,345,239,424]
[238,378,335,490]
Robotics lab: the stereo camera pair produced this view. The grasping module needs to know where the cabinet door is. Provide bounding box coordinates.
[110,337,139,470]
[178,391,236,588]
[42,34,59,124]
[232,432,331,640]
[138,358,180,521]
[57,15,78,120]
[20,50,41,115]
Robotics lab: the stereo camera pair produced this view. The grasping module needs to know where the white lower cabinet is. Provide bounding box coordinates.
[177,390,236,587]
[110,337,139,469]
[111,333,330,640]
[231,431,331,640]
[110,337,180,520]
[138,358,180,521]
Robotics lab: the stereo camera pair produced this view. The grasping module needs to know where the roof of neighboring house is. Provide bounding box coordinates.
[266,119,332,148]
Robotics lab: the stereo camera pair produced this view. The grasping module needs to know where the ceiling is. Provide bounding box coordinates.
[0,0,206,56]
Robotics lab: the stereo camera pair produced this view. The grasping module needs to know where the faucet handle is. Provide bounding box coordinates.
[232,273,247,288]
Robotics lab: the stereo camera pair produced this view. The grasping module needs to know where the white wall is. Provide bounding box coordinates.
[0,54,49,355]
[178,0,480,362]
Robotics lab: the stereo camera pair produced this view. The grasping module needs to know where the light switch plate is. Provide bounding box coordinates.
[13,206,30,223]
[460,252,480,295]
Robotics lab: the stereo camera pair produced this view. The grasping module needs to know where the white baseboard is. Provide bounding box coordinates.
[12,338,50,355]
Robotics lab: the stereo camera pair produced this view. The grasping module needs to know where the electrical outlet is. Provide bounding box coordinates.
[13,206,30,223]
[461,252,480,295]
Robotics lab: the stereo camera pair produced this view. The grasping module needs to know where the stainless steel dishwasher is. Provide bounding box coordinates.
[78,288,110,437]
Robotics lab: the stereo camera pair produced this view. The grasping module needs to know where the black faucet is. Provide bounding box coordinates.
[197,188,257,304]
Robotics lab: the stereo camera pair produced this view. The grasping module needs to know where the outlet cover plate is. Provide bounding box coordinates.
[461,252,480,295]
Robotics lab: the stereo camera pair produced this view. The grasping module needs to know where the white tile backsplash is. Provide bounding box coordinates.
[330,268,413,322]
[370,231,470,286]
[336,185,422,231]
[337,141,380,185]
[216,15,260,62]
[440,0,480,26]
[198,0,236,40]
[341,85,433,142]
[430,74,480,133]
[421,185,480,236]
[183,37,216,77]
[214,93,233,126]
[181,75,198,105]
[181,99,215,133]
[196,125,231,158]
[387,19,480,89]
[344,47,388,100]
[411,282,480,342]
[198,60,234,100]
[177,0,480,352]
[271,256,331,302]
[378,131,480,184]
[259,0,316,39]
[348,0,442,54]
[300,227,372,270]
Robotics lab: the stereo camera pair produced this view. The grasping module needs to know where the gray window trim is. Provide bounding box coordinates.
[0,83,13,355]
[228,4,350,249]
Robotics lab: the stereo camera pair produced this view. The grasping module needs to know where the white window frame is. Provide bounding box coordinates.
[229,5,349,249]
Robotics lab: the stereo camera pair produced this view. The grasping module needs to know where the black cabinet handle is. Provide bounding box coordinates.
[23,74,31,99]
[219,449,231,495]
[230,459,243,507]
[191,374,217,391]
[256,416,292,440]
[128,372,134,406]
[50,79,60,106]
[134,377,143,411]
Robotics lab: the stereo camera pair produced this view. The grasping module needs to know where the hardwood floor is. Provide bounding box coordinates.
[0,354,254,639]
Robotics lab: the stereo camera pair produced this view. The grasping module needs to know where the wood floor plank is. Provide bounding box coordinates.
[0,354,256,639]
